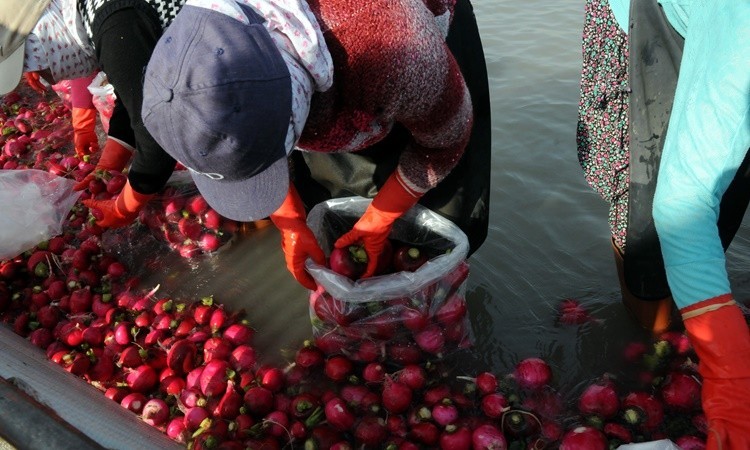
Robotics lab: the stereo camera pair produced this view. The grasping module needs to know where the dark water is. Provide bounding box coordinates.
[114,0,750,405]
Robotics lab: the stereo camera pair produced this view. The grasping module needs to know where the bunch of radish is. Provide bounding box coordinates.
[136,186,242,259]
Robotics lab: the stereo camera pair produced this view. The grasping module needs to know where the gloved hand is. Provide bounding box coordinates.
[334,171,421,278]
[74,138,133,191]
[681,295,750,450]
[23,72,47,94]
[71,107,100,157]
[82,180,153,228]
[269,184,326,290]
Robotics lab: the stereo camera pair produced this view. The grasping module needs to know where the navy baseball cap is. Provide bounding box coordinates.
[142,4,292,222]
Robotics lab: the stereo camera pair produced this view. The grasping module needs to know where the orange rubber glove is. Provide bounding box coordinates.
[269,184,326,290]
[334,171,421,278]
[82,180,153,228]
[71,107,100,157]
[681,295,750,450]
[23,72,47,94]
[74,138,133,191]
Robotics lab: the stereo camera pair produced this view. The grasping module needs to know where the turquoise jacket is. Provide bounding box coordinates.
[609,0,750,309]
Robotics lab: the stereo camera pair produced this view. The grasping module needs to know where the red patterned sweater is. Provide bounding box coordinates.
[298,0,474,196]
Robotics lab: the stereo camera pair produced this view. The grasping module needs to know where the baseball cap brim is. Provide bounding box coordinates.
[189,153,290,223]
[0,44,25,95]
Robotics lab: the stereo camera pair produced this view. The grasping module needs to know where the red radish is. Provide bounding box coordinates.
[295,343,324,368]
[387,341,422,365]
[392,245,428,272]
[559,426,607,450]
[401,307,429,331]
[259,366,285,392]
[432,401,459,426]
[167,339,198,374]
[324,355,354,382]
[223,323,254,346]
[660,371,701,411]
[244,386,274,415]
[127,364,158,393]
[160,375,186,396]
[166,417,189,444]
[186,195,209,215]
[203,336,232,363]
[183,406,210,432]
[475,372,498,395]
[198,232,222,253]
[289,393,320,419]
[578,382,620,419]
[215,383,243,419]
[329,245,368,280]
[121,392,148,414]
[439,426,472,450]
[382,377,413,414]
[435,293,467,327]
[472,423,507,450]
[263,410,289,438]
[514,357,552,390]
[414,324,445,355]
[354,416,387,446]
[200,359,231,397]
[229,344,256,371]
[202,209,222,230]
[142,398,170,427]
[106,174,127,195]
[362,362,386,383]
[622,391,665,431]
[480,392,509,419]
[397,364,427,390]
[558,298,593,325]
[324,397,355,431]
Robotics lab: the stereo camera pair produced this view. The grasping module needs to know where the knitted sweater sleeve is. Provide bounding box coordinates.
[301,0,473,195]
[652,1,750,309]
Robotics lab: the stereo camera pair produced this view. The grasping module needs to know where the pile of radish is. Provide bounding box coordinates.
[0,82,712,449]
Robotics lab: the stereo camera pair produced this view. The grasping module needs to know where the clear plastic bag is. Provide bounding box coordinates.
[0,169,81,260]
[87,72,116,133]
[305,197,472,362]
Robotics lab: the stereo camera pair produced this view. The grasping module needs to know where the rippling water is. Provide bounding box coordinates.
[128,0,750,401]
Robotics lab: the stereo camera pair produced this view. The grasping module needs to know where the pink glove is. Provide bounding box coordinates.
[71,107,100,157]
[334,171,421,278]
[270,184,326,290]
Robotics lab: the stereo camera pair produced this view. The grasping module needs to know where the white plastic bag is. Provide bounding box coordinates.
[305,196,470,302]
[0,170,81,260]
[87,71,116,132]
[616,439,681,450]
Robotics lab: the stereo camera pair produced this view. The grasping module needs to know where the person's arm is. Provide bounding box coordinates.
[652,3,750,447]
[81,8,176,227]
[92,8,176,196]
[333,2,473,277]
[69,72,100,157]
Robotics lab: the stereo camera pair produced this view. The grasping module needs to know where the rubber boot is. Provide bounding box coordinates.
[612,239,674,334]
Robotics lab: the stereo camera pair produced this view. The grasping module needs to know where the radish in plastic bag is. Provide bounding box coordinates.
[304,196,472,362]
[0,169,81,260]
